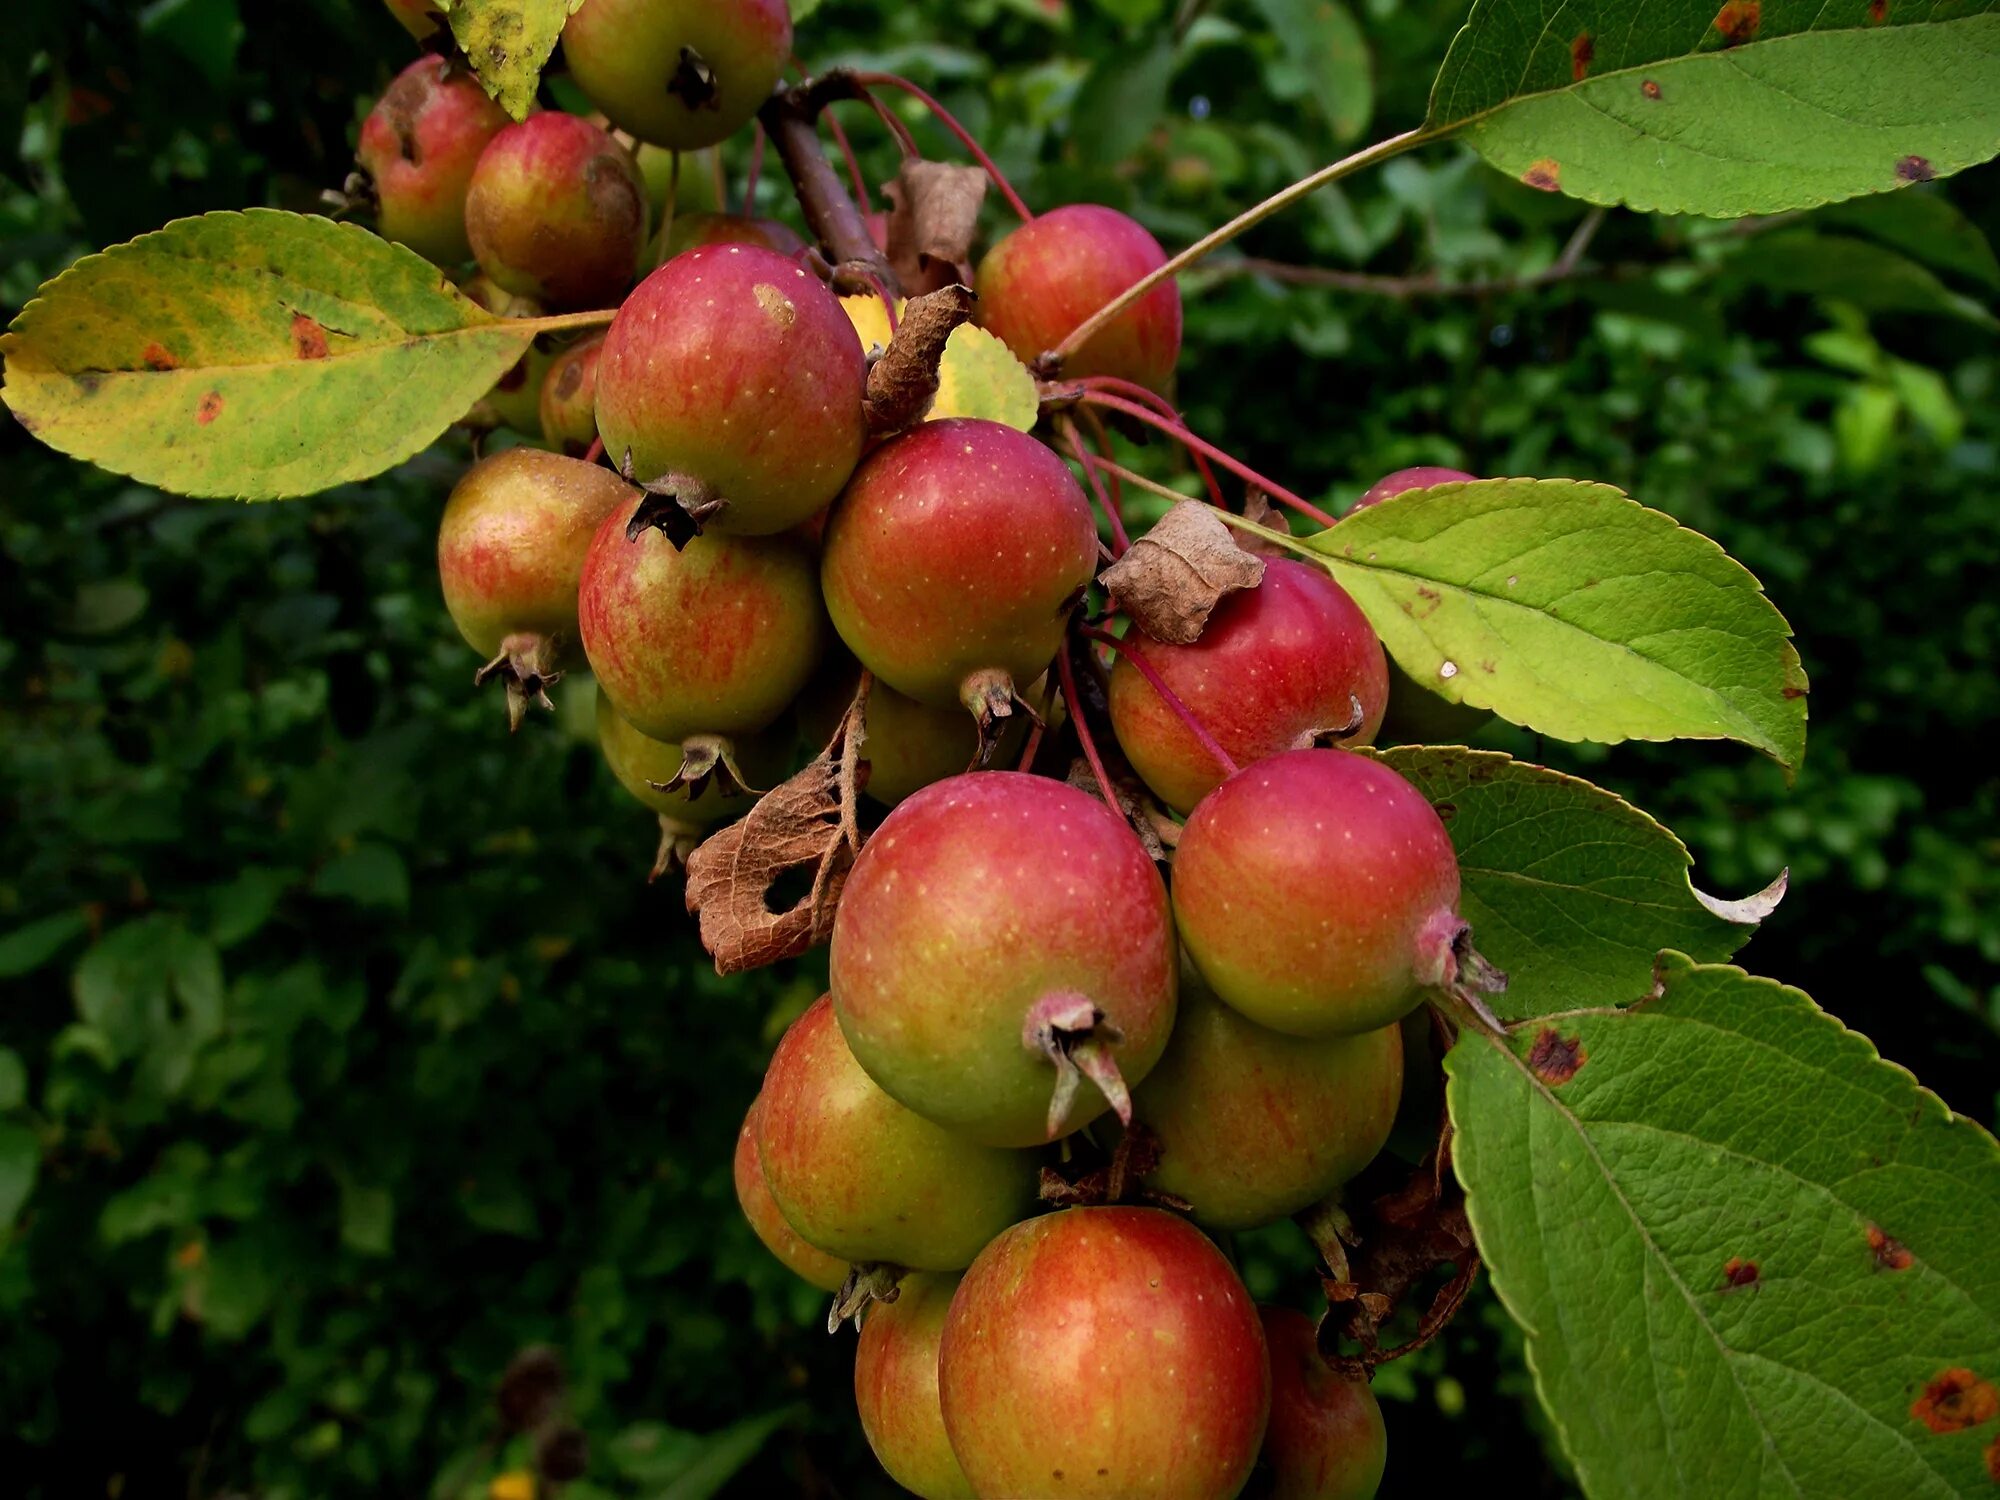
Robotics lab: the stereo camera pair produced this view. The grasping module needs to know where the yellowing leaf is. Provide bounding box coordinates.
[839,294,1037,433]
[1,210,546,500]
[444,0,587,121]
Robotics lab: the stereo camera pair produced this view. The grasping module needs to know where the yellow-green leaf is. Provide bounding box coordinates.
[1,210,542,500]
[443,0,587,121]
[839,296,1038,431]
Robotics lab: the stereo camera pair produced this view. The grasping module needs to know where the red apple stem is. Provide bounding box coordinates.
[858,270,900,333]
[1079,390,1339,527]
[1023,990,1132,1141]
[1075,407,1132,532]
[742,120,766,216]
[1059,416,1130,555]
[823,106,872,211]
[1074,377,1223,506]
[1079,624,1239,778]
[1056,628,1119,812]
[582,436,605,466]
[850,70,1035,222]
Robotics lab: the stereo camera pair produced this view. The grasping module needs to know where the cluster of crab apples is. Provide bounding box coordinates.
[366,2,1496,1496]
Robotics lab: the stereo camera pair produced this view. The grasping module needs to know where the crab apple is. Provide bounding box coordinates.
[820,419,1097,738]
[1129,980,1402,1233]
[437,449,633,729]
[563,0,791,152]
[940,1207,1270,1500]
[1174,749,1485,1038]
[757,997,1038,1271]
[381,0,445,41]
[594,246,867,535]
[862,678,1033,807]
[1348,466,1475,514]
[830,772,1178,1147]
[1254,1307,1387,1500]
[579,494,826,743]
[357,57,508,267]
[540,335,605,456]
[976,204,1183,391]
[1108,560,1389,814]
[854,1273,977,1500]
[465,113,647,310]
[596,692,790,877]
[459,274,554,434]
[734,1095,848,1293]
[663,211,806,258]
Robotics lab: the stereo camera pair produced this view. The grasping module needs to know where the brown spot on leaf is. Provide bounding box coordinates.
[1522,159,1562,193]
[1721,1257,1760,1291]
[1897,155,1936,183]
[1571,33,1595,81]
[1912,1369,1999,1434]
[1781,684,1807,699]
[1642,79,1664,100]
[1867,1223,1914,1271]
[1713,1,1761,45]
[142,342,178,371]
[1869,0,1889,21]
[1527,1028,1585,1085]
[196,391,224,426]
[1101,501,1265,646]
[290,312,330,360]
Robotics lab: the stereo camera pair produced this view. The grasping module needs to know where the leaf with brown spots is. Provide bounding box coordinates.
[683,681,869,975]
[1100,500,1265,646]
[2,210,571,499]
[444,0,588,121]
[1427,0,2000,217]
[1449,953,2000,1496]
[1868,1223,1915,1271]
[1526,1027,1584,1084]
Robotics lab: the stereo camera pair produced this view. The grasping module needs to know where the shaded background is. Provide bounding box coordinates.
[2,0,1996,1495]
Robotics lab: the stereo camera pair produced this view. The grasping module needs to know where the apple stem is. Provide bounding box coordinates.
[742,121,766,217]
[1058,416,1130,555]
[582,435,605,466]
[1080,624,1239,779]
[1072,378,1224,506]
[1048,125,1430,368]
[1024,990,1132,1140]
[823,106,872,212]
[1080,391,1339,527]
[1056,627,1119,812]
[850,70,1035,222]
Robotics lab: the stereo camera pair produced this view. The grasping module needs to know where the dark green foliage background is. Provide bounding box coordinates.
[1,0,1995,1495]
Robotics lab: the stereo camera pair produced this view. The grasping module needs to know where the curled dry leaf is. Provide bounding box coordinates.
[1101,501,1266,645]
[864,284,977,436]
[882,159,988,288]
[684,680,871,974]
[1234,489,1297,559]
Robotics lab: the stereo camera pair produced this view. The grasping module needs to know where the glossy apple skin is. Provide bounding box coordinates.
[1131,982,1402,1233]
[940,1207,1270,1500]
[437,449,633,663]
[976,204,1182,392]
[756,998,1038,1271]
[595,692,788,826]
[562,0,792,151]
[830,773,1178,1147]
[578,494,826,742]
[539,335,606,456]
[1348,466,1476,514]
[465,113,648,310]
[663,211,806,258]
[357,57,508,266]
[1173,750,1461,1037]
[733,1095,848,1293]
[1108,560,1389,814]
[854,1273,978,1500]
[595,246,868,534]
[1253,1308,1387,1500]
[861,680,1030,806]
[820,419,1099,710]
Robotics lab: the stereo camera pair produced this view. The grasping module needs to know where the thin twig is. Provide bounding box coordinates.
[1080,624,1238,778]
[850,70,1034,222]
[1056,632,1119,810]
[1060,416,1129,555]
[1080,390,1337,528]
[1074,377,1222,506]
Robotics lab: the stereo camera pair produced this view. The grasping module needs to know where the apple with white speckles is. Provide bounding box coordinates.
[829,772,1178,1146]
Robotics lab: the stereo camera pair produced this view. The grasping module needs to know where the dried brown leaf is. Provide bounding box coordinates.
[864,284,976,436]
[883,160,987,287]
[1235,489,1298,559]
[1102,501,1265,645]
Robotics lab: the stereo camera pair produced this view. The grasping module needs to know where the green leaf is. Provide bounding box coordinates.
[1298,478,1809,769]
[312,844,411,913]
[339,1178,395,1257]
[1449,953,2000,1499]
[1,210,546,500]
[654,1407,801,1500]
[1722,230,1997,327]
[1370,748,1781,1018]
[1072,37,1178,164]
[0,910,89,979]
[1247,0,1373,143]
[1427,3,2000,217]
[0,1122,39,1228]
[444,0,587,121]
[459,1172,538,1237]
[1815,189,2000,291]
[0,1050,26,1112]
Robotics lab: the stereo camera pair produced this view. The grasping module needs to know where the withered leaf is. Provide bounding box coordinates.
[864,284,976,436]
[684,686,869,974]
[883,160,987,286]
[1235,489,1298,559]
[1102,501,1266,645]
